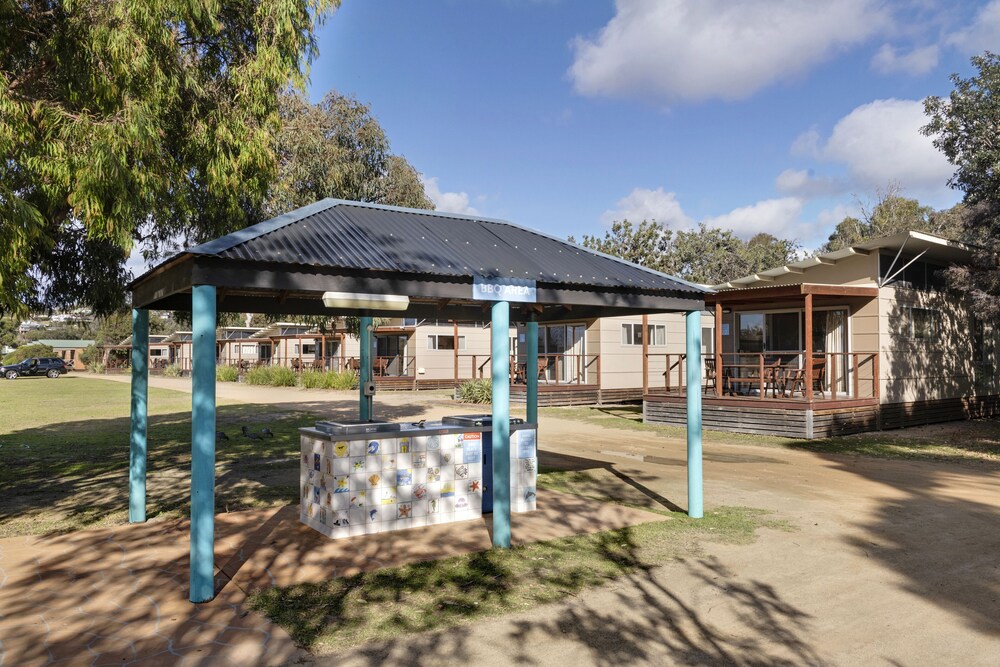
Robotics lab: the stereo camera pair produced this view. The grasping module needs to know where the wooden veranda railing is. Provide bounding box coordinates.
[645,351,879,400]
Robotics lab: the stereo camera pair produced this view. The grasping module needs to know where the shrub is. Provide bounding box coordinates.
[216,365,239,382]
[457,378,492,403]
[300,369,358,390]
[162,364,183,377]
[269,366,298,387]
[79,344,101,369]
[88,362,106,374]
[2,343,55,364]
[246,365,297,387]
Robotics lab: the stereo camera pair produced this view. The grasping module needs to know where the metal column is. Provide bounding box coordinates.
[359,316,373,420]
[686,310,704,518]
[129,308,148,523]
[526,320,538,424]
[190,285,217,603]
[491,301,511,548]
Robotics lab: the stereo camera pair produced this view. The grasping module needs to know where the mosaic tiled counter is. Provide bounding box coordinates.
[299,420,537,539]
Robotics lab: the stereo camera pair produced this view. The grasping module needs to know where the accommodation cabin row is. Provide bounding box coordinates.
[643,231,1000,438]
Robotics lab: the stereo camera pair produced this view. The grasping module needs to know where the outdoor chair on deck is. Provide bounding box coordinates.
[703,358,717,394]
[291,358,301,372]
[784,358,827,399]
[347,358,361,376]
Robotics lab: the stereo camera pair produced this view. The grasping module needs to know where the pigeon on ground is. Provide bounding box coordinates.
[216,431,229,441]
[260,428,274,438]
[241,426,262,440]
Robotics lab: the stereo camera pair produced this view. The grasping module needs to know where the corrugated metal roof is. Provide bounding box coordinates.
[185,199,705,294]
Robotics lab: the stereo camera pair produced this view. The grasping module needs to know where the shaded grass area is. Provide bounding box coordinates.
[248,504,789,653]
[0,376,312,537]
[543,405,1000,463]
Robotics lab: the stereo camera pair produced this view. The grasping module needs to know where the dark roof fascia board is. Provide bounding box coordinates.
[132,256,194,309]
[145,292,700,323]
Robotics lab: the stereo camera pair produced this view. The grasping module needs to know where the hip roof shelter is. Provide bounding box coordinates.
[127,199,708,603]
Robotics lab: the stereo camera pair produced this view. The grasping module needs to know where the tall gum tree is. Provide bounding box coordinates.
[0,0,340,315]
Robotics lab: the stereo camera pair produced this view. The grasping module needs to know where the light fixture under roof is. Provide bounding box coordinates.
[321,292,409,311]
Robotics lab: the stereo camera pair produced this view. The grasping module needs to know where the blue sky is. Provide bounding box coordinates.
[306,0,998,251]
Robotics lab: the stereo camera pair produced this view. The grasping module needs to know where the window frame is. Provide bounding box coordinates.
[907,307,937,340]
[427,335,466,351]
[621,322,666,346]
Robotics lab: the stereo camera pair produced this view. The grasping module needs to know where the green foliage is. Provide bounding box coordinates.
[457,378,493,404]
[79,345,102,369]
[817,186,966,253]
[161,364,183,378]
[246,365,298,387]
[923,52,1000,318]
[216,365,240,382]
[572,221,800,285]
[266,92,434,216]
[87,362,106,375]
[300,370,358,390]
[2,344,55,364]
[0,318,18,348]
[0,0,340,316]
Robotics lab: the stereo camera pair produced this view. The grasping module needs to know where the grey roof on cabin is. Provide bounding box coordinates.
[184,199,705,295]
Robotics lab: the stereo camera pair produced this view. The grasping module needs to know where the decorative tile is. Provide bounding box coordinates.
[426,435,441,451]
[455,464,470,480]
[427,466,441,483]
[441,481,455,498]
[313,453,321,472]
[397,437,411,453]
[467,479,481,494]
[367,473,382,488]
[412,483,428,501]
[366,440,381,455]
[413,452,427,468]
[350,491,366,508]
[381,487,398,505]
[334,441,349,457]
[517,430,537,459]
[349,440,367,457]
[333,476,350,493]
[396,469,413,486]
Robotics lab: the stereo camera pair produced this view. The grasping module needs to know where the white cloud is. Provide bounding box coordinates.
[701,197,805,239]
[805,98,954,196]
[870,43,939,75]
[568,0,886,103]
[420,176,480,216]
[947,0,1000,53]
[775,168,846,198]
[601,187,692,227]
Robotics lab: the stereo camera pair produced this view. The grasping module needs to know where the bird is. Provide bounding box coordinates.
[260,428,274,438]
[241,426,262,440]
[216,431,229,441]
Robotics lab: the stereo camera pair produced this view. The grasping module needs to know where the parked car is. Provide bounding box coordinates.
[1,357,69,379]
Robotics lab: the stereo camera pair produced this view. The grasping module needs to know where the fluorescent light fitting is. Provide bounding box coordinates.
[321,291,409,311]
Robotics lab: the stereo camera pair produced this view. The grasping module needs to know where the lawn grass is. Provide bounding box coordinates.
[248,504,790,653]
[0,375,314,536]
[542,404,1000,463]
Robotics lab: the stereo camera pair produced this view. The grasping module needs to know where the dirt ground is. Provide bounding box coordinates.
[85,376,1000,664]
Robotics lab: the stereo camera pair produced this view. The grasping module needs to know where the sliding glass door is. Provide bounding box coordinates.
[537,324,587,382]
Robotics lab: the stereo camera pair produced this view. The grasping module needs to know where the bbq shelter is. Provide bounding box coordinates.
[127,199,708,603]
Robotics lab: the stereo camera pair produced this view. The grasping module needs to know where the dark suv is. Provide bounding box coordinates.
[1,357,69,380]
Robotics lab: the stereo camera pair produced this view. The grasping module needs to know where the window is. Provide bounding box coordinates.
[302,344,316,355]
[402,318,418,327]
[973,317,987,364]
[880,254,948,291]
[149,349,163,357]
[621,323,665,346]
[241,344,257,354]
[428,335,466,350]
[907,308,937,339]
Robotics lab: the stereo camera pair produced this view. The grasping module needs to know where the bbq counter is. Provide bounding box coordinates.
[299,416,538,539]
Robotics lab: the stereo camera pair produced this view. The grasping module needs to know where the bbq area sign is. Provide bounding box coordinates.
[472,277,537,303]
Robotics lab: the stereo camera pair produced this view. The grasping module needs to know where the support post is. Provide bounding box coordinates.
[453,320,459,385]
[805,294,814,402]
[686,310,703,519]
[190,285,217,603]
[714,302,723,397]
[526,320,538,424]
[360,316,373,420]
[641,314,649,394]
[491,301,511,548]
[129,308,149,523]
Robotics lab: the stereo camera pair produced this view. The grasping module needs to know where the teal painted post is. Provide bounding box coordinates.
[359,316,372,420]
[129,308,149,523]
[526,320,538,424]
[491,301,512,548]
[686,310,704,518]
[190,285,217,603]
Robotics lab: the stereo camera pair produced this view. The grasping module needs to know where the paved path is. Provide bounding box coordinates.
[18,376,1000,665]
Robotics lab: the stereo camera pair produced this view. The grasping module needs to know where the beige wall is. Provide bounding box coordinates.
[598,313,713,390]
[878,286,1000,402]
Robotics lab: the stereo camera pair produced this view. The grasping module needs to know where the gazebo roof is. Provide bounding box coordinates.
[131,199,705,322]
